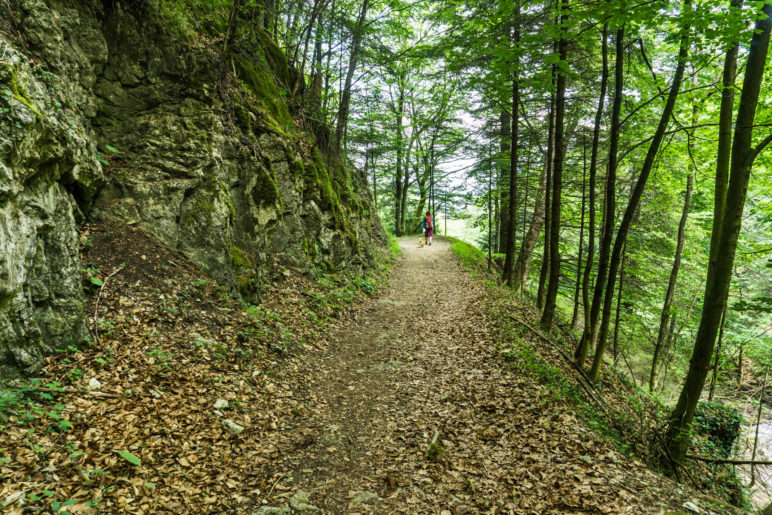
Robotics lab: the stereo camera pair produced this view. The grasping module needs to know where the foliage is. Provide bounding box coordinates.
[692,402,745,458]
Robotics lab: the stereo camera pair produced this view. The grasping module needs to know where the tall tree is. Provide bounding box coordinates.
[540,0,569,330]
[665,1,772,466]
[335,0,371,150]
[649,173,693,392]
[575,26,623,367]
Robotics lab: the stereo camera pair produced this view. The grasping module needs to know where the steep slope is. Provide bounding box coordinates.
[0,0,384,378]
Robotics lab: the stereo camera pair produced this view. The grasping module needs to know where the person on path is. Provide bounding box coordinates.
[421,211,434,246]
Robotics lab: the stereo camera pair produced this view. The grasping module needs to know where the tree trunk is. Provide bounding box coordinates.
[541,2,569,330]
[221,0,243,75]
[537,88,556,307]
[590,4,691,382]
[571,137,587,329]
[612,242,626,364]
[512,149,549,294]
[503,7,521,287]
[334,0,370,150]
[649,173,693,392]
[581,23,608,337]
[707,303,727,402]
[665,1,772,465]
[393,86,405,235]
[498,110,512,253]
[576,26,623,367]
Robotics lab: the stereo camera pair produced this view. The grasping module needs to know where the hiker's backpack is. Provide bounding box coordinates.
[426,216,433,229]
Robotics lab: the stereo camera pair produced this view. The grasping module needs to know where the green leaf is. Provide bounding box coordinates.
[105,145,119,153]
[116,449,141,466]
[42,490,54,497]
[97,153,109,165]
[90,277,103,287]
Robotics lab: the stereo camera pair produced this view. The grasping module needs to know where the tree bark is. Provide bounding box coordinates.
[649,173,693,393]
[503,6,521,287]
[571,137,587,329]
[536,88,555,308]
[334,0,370,151]
[707,303,727,402]
[612,243,626,364]
[540,5,568,328]
[581,23,608,336]
[576,26,622,367]
[665,1,772,465]
[498,110,512,254]
[590,3,691,382]
[511,149,549,294]
[393,84,405,235]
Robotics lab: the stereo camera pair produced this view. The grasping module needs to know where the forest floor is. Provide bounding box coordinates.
[251,237,739,514]
[0,228,746,514]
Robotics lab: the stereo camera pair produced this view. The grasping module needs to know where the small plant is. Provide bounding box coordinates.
[116,449,141,466]
[427,442,446,462]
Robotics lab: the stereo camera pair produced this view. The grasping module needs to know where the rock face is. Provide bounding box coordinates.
[0,0,384,379]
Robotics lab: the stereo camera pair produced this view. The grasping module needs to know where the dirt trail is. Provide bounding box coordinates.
[260,237,723,514]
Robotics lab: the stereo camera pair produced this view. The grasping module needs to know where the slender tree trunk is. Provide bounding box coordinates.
[537,89,556,307]
[581,23,608,337]
[711,0,743,272]
[334,0,370,150]
[503,8,521,287]
[571,137,587,329]
[590,8,691,382]
[221,0,243,75]
[707,303,727,401]
[488,139,493,271]
[612,242,626,364]
[498,109,512,254]
[576,26,623,367]
[649,173,693,392]
[665,2,772,465]
[541,1,570,330]
[512,150,549,294]
[750,369,768,487]
[393,86,405,236]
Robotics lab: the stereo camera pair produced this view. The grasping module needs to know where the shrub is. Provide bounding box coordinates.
[693,401,745,457]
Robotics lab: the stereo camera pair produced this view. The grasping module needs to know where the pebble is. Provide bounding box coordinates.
[87,378,101,390]
[351,491,379,505]
[682,501,700,514]
[221,419,244,434]
[253,507,290,515]
[214,399,229,409]
[289,491,319,512]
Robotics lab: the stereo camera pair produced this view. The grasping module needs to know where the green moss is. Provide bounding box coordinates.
[233,54,292,134]
[253,163,283,211]
[218,181,236,219]
[2,67,43,120]
[255,28,290,87]
[230,245,252,271]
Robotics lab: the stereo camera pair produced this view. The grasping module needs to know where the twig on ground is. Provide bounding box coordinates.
[266,473,286,499]
[686,455,772,466]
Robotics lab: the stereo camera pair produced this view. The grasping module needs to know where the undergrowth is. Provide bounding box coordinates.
[447,236,751,509]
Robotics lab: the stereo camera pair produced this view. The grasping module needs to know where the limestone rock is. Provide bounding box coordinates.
[253,506,291,515]
[288,491,319,512]
[87,378,101,390]
[351,492,379,505]
[682,501,701,514]
[214,399,229,410]
[221,419,244,434]
[0,0,384,379]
